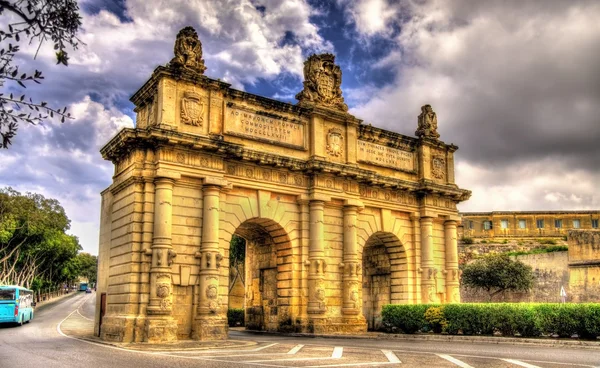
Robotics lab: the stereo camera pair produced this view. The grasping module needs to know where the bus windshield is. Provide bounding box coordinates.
[0,289,16,301]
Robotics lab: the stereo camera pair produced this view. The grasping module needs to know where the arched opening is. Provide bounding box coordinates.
[230,218,291,332]
[361,232,407,330]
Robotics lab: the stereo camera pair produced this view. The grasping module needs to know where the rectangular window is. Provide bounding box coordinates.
[555,219,562,228]
[501,219,509,229]
[469,221,474,230]
[573,219,581,229]
[0,289,16,301]
[536,219,544,229]
[518,219,526,229]
[592,219,599,229]
[484,221,492,230]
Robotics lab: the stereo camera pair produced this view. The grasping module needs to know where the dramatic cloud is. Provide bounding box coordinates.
[1,0,598,254]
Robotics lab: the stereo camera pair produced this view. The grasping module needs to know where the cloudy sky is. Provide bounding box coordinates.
[1,0,599,255]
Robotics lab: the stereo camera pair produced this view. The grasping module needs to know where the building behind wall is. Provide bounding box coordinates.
[459,211,600,238]
[94,27,470,343]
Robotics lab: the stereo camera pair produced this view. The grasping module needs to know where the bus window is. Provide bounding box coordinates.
[0,289,15,300]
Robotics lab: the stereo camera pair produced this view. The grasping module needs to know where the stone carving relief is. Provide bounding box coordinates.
[205,284,220,313]
[148,99,156,126]
[295,53,348,112]
[415,104,440,139]
[169,26,207,74]
[181,91,204,126]
[432,156,446,180]
[326,128,344,157]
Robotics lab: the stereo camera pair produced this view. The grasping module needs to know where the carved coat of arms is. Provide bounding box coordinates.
[295,53,348,112]
[326,128,344,157]
[432,156,446,180]
[181,91,204,126]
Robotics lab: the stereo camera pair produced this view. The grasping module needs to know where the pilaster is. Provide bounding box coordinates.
[193,180,228,340]
[444,220,460,303]
[145,176,178,343]
[307,200,327,322]
[420,216,438,303]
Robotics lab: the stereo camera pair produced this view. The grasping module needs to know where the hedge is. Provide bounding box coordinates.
[381,303,600,339]
[227,308,245,327]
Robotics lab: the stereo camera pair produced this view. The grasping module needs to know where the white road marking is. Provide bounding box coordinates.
[382,350,401,363]
[437,354,475,368]
[287,344,304,354]
[247,357,338,363]
[332,346,344,358]
[304,363,400,368]
[503,359,541,368]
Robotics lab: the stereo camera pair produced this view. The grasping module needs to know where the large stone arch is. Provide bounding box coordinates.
[218,189,302,332]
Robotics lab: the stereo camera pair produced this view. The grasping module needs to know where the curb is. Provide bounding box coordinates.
[36,291,79,310]
[239,330,600,349]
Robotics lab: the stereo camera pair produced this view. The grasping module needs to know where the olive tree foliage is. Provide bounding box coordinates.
[0,0,82,148]
[461,254,535,302]
[229,234,246,293]
[0,187,81,290]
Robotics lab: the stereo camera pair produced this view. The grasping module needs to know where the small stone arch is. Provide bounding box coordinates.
[360,231,408,330]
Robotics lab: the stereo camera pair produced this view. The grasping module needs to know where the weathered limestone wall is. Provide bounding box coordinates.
[568,230,600,302]
[460,251,569,302]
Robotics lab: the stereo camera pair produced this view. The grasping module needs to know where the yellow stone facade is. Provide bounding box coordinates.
[95,27,470,343]
[568,230,600,302]
[459,211,600,238]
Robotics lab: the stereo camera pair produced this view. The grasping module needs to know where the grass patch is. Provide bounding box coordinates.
[506,245,568,257]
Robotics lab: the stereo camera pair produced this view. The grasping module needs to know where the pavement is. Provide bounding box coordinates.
[58,295,600,351]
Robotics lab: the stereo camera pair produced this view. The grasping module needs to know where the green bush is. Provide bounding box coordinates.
[538,238,557,245]
[227,308,245,327]
[424,306,447,333]
[382,303,600,339]
[382,304,430,334]
[461,237,474,244]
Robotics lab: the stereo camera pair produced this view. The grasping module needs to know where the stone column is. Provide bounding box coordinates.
[307,200,327,319]
[420,216,437,303]
[411,214,421,303]
[145,177,178,342]
[340,203,367,332]
[444,220,460,303]
[193,181,227,340]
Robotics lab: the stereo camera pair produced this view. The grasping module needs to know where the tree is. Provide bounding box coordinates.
[229,234,246,293]
[461,254,534,301]
[76,252,97,284]
[0,187,81,289]
[0,0,82,148]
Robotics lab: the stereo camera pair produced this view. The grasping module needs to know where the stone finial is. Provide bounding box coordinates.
[416,104,440,140]
[169,26,207,74]
[295,53,348,112]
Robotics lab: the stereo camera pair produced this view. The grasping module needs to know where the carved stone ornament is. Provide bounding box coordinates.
[415,104,440,139]
[295,53,348,112]
[432,156,446,180]
[181,91,204,126]
[169,26,207,74]
[156,283,170,299]
[326,128,344,157]
[205,284,220,313]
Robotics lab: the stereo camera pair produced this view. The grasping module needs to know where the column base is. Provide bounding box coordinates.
[100,315,136,343]
[144,317,178,343]
[192,316,228,341]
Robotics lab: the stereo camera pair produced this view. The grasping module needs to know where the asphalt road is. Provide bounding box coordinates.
[1,293,599,368]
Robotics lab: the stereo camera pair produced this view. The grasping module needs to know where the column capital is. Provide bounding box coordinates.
[444,219,458,227]
[155,169,181,180]
[343,198,363,210]
[203,176,228,187]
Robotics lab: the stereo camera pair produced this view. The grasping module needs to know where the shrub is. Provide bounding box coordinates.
[480,240,488,244]
[461,237,474,244]
[538,238,557,245]
[227,308,245,327]
[382,304,430,334]
[382,303,600,339]
[424,306,447,333]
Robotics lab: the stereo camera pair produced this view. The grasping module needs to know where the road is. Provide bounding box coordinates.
[0,292,599,368]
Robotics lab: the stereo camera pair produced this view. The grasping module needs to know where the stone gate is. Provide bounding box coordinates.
[95,27,470,343]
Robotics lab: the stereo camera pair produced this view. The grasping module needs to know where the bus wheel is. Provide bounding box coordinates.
[26,313,31,323]
[18,316,23,326]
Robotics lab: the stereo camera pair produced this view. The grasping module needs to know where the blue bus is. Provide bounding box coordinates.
[0,285,34,325]
[79,283,88,291]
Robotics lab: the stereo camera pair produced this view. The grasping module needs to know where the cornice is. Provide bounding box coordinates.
[100,127,470,202]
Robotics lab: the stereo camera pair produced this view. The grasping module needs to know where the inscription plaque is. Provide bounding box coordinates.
[225,105,305,149]
[357,140,415,171]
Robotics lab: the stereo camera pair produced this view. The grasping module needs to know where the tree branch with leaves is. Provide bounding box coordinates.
[0,0,82,148]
